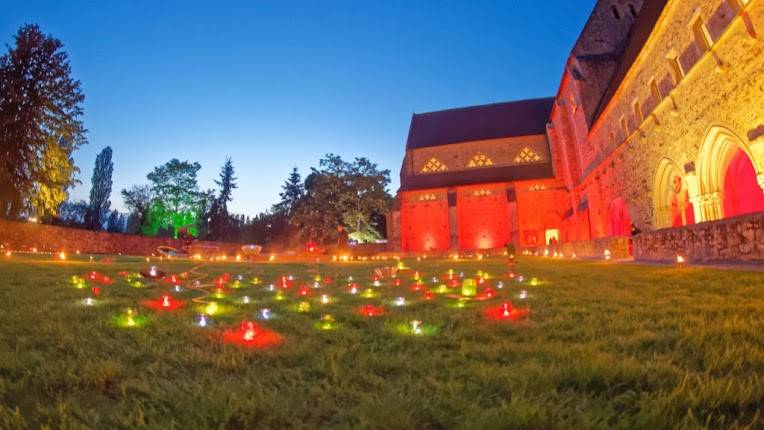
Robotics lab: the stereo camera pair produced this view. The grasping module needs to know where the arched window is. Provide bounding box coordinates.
[653,158,695,228]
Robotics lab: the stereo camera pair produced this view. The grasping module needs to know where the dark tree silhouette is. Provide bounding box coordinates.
[85,146,113,229]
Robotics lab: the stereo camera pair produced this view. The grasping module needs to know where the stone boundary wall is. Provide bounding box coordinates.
[633,212,764,263]
[559,236,632,259]
[0,219,243,256]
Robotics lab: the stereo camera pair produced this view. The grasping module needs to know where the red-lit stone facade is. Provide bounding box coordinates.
[390,0,764,260]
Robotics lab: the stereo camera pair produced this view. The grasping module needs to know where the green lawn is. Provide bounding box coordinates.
[0,254,763,429]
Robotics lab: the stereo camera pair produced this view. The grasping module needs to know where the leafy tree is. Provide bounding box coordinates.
[52,199,88,227]
[291,154,391,244]
[84,146,113,229]
[121,185,152,229]
[144,159,204,238]
[105,209,125,233]
[0,24,86,219]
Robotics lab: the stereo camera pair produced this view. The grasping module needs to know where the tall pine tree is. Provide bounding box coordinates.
[85,146,113,229]
[273,167,304,217]
[208,158,238,240]
[0,24,86,219]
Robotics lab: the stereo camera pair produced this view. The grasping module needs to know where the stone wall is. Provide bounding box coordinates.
[577,0,764,234]
[634,212,764,262]
[559,236,632,259]
[0,219,243,256]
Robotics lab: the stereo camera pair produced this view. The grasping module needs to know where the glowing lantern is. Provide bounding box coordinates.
[373,280,381,287]
[423,291,434,301]
[149,266,157,277]
[676,255,685,269]
[261,308,271,320]
[484,287,495,298]
[436,284,449,294]
[497,281,504,289]
[501,302,512,318]
[241,321,257,342]
[4,251,10,257]
[413,271,420,281]
[519,290,528,300]
[320,314,335,330]
[83,297,94,306]
[126,308,137,326]
[269,254,276,262]
[359,304,383,317]
[298,286,310,297]
[242,295,251,304]
[572,253,577,259]
[91,286,101,296]
[530,278,539,286]
[196,314,208,327]
[349,285,359,295]
[297,301,311,313]
[410,320,423,335]
[161,295,171,308]
[516,275,525,283]
[394,297,406,306]
[461,279,477,297]
[604,249,611,260]
[362,288,376,298]
[306,241,318,252]
[394,278,402,287]
[206,302,218,315]
[321,294,330,304]
[59,252,66,260]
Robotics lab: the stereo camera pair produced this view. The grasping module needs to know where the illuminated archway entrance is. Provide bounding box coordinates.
[697,126,764,221]
[723,148,764,216]
[652,158,695,228]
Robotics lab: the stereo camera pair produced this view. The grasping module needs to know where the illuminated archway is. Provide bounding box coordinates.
[697,126,764,220]
[723,149,764,217]
[652,158,695,228]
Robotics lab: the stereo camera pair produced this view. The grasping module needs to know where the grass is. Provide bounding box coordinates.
[0,254,763,429]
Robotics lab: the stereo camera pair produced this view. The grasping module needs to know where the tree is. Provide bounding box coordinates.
[52,199,88,228]
[273,167,304,217]
[121,185,152,229]
[144,159,204,238]
[85,146,113,229]
[0,24,86,219]
[105,209,125,233]
[208,158,238,240]
[290,154,391,244]
[214,157,237,213]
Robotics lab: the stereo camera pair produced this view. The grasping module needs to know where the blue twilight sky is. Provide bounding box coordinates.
[2,1,594,217]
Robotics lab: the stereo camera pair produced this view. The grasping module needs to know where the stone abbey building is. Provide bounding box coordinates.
[388,0,764,261]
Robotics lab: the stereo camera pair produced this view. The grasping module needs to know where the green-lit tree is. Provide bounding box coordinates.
[143,159,204,238]
[85,146,113,229]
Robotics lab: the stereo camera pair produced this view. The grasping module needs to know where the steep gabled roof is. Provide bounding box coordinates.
[591,0,669,123]
[405,97,555,150]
